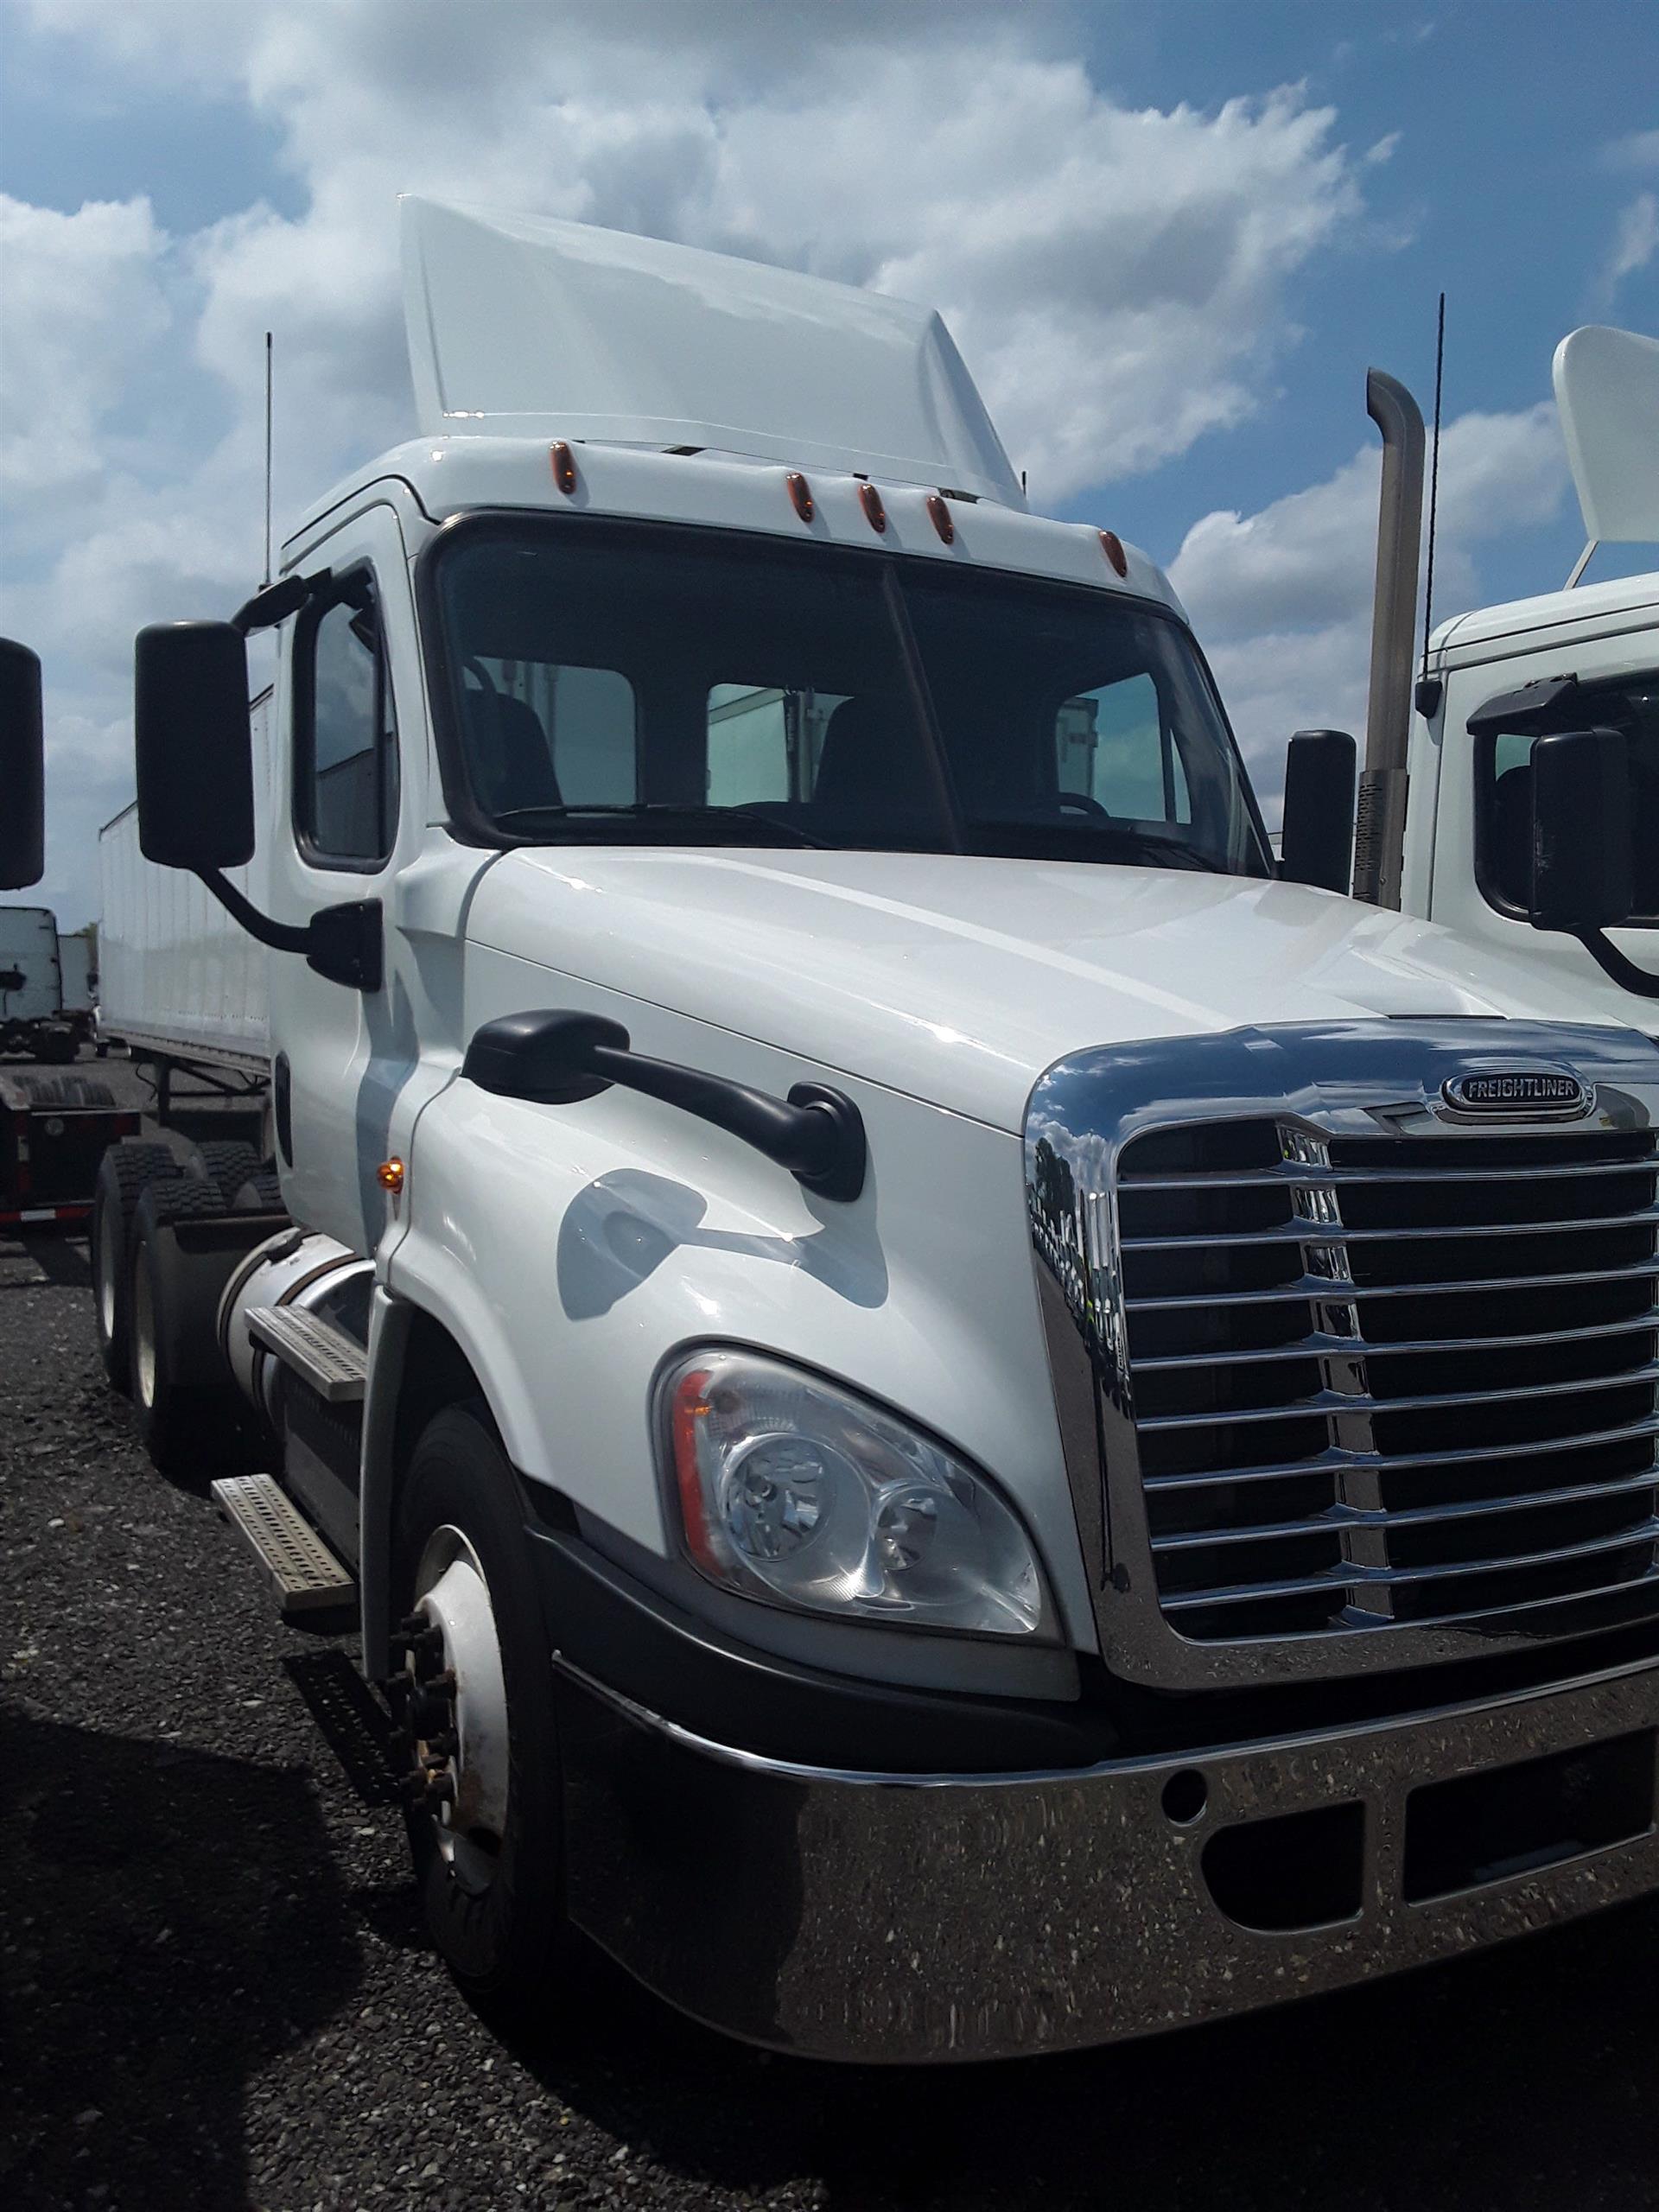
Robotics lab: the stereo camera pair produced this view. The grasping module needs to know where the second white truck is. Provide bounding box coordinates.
[93,202,1659,2063]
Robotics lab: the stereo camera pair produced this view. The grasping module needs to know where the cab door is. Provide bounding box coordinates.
[268,502,417,1256]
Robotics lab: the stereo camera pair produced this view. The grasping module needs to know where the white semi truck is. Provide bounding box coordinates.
[94,202,1659,2063]
[1368,325,1659,1027]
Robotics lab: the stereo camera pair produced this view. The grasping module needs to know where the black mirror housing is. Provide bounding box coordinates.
[0,638,45,891]
[1280,728,1357,894]
[135,620,256,871]
[1529,727,1634,934]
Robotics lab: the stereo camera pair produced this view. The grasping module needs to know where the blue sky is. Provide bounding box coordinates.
[1,0,1655,922]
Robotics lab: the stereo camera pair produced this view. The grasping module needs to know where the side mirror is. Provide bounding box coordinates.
[0,638,45,890]
[1279,728,1357,894]
[1529,727,1634,933]
[135,621,255,871]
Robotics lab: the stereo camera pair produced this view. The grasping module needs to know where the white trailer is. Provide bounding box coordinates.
[97,699,271,1076]
[0,903,76,1062]
[57,929,96,1014]
[90,200,1659,2065]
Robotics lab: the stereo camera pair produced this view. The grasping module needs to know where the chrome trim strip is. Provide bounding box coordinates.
[1023,1019,1659,1689]
[1136,1357,1659,1430]
[1122,1206,1659,1248]
[1125,1255,1659,1309]
[1143,1410,1659,1490]
[1136,1314,1659,1368]
[1129,1157,1656,1189]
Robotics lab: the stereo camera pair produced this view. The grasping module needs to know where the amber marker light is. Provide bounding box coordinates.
[926,492,955,545]
[378,1158,405,1193]
[786,471,815,524]
[1098,529,1128,577]
[859,481,887,533]
[550,441,578,495]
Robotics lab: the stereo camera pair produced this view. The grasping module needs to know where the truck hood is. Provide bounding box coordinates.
[469,848,1646,1132]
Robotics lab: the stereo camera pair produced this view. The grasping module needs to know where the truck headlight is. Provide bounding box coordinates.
[662,1351,1056,1639]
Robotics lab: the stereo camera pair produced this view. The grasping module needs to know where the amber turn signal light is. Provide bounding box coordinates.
[378,1158,405,1192]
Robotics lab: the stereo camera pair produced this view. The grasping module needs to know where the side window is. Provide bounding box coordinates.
[1055,672,1190,823]
[1475,669,1659,919]
[296,577,399,867]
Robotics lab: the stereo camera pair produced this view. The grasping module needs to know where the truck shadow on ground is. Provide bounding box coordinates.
[0,1707,360,2212]
[515,1889,1659,2210]
[11,1230,91,1290]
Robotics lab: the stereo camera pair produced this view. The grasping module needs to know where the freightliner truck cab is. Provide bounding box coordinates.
[105,205,1659,2062]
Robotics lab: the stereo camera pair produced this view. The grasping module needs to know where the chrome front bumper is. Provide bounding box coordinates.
[555,1653,1659,2063]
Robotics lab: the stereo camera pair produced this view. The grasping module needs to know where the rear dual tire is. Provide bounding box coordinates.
[127,1176,257,1480]
[92,1141,182,1391]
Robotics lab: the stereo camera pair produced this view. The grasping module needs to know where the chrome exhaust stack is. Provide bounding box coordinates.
[1351,368,1426,910]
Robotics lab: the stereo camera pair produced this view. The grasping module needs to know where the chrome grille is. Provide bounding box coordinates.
[1119,1119,1659,1643]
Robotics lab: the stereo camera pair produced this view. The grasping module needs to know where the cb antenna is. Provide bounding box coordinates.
[259,329,273,588]
[1415,293,1446,715]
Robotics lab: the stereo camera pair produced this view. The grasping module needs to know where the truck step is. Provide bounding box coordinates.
[248,1304,367,1402]
[211,1473,358,1614]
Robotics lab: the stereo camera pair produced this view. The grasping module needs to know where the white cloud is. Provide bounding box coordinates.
[1605,129,1659,174]
[3,0,1384,918]
[0,195,170,499]
[1172,403,1568,810]
[1592,192,1659,309]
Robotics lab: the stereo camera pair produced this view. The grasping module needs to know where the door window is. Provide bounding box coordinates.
[1473,668,1659,920]
[296,575,400,868]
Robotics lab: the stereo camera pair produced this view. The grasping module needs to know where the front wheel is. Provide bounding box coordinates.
[391,1404,570,2009]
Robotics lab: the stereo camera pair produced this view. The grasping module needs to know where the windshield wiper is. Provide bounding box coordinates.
[965,817,1220,873]
[492,803,830,849]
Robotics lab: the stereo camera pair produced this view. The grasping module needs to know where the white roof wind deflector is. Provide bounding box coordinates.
[1553,324,1659,549]
[400,196,1025,509]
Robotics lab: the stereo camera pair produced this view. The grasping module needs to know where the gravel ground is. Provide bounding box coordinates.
[4,1217,1659,2211]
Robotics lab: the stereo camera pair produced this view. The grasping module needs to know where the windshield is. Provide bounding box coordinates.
[429,518,1270,876]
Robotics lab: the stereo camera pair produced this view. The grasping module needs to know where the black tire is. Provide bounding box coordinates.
[231,1164,286,1213]
[393,1404,569,2010]
[191,1139,264,1208]
[129,1176,242,1479]
[92,1141,184,1392]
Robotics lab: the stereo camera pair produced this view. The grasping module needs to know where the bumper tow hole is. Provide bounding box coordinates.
[1161,1769,1209,1826]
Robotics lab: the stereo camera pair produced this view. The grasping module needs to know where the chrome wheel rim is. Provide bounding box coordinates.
[131,1262,156,1410]
[95,1208,118,1342]
[406,1525,510,1896]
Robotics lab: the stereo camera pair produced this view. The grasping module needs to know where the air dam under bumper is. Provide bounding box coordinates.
[554,1654,1659,2063]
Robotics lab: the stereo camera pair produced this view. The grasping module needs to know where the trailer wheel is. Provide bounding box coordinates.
[191,1140,264,1209]
[129,1176,242,1479]
[92,1141,184,1392]
[391,1404,570,2011]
